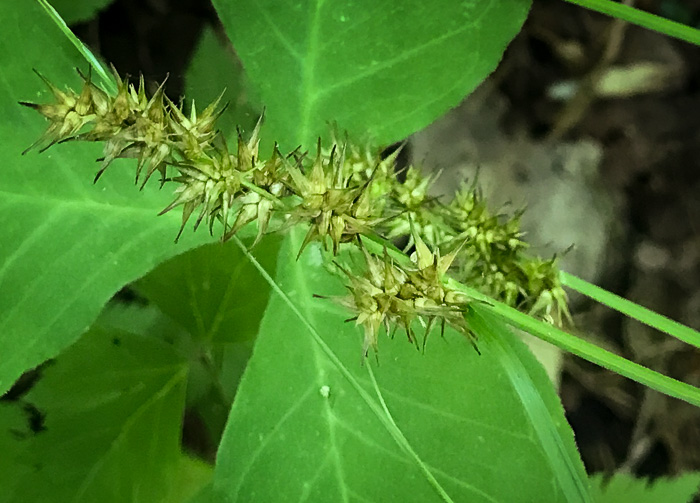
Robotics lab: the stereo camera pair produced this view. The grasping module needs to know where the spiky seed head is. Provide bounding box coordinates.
[287,141,382,258]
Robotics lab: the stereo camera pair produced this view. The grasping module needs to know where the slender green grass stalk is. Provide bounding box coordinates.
[472,300,700,408]
[561,272,700,350]
[562,0,700,46]
[36,0,117,94]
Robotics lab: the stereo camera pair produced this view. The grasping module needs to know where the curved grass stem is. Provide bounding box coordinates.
[563,0,700,46]
[561,272,700,350]
[491,302,700,407]
[36,0,118,94]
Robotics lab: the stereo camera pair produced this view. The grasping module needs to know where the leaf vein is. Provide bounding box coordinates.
[314,22,477,101]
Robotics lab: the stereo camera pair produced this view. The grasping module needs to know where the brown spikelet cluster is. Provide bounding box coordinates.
[22,68,571,355]
[336,232,474,356]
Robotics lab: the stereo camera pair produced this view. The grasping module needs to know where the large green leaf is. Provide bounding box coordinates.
[0,403,32,486]
[204,229,590,502]
[136,235,281,345]
[0,1,217,395]
[135,235,282,445]
[211,0,531,151]
[0,321,202,502]
[95,300,238,460]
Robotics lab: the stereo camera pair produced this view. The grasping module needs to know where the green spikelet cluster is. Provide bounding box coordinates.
[336,232,474,356]
[285,141,381,257]
[22,69,571,355]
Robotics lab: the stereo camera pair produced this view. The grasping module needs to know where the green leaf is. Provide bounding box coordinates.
[96,300,190,342]
[0,321,196,502]
[466,305,591,501]
[590,472,700,503]
[164,456,216,503]
[97,300,240,462]
[50,0,116,24]
[211,0,531,151]
[0,404,33,487]
[207,230,591,502]
[136,235,282,345]
[135,235,282,446]
[184,25,261,138]
[186,483,224,503]
[0,0,217,395]
[460,279,700,408]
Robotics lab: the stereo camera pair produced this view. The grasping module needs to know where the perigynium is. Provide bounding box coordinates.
[335,234,473,356]
[285,140,383,257]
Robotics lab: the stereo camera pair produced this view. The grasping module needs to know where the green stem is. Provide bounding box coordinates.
[562,0,700,46]
[240,180,286,207]
[36,0,118,94]
[452,278,700,408]
[561,272,700,350]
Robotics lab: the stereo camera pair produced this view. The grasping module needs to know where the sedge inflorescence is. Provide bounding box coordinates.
[22,68,571,356]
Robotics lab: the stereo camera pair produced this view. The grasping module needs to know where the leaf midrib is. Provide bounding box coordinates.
[72,365,187,502]
[297,0,326,149]
[0,188,173,215]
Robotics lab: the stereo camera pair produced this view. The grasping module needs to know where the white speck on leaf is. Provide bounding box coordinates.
[319,385,331,398]
[305,244,323,266]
